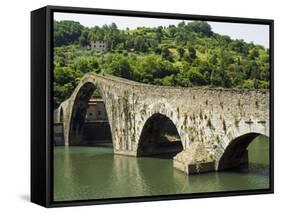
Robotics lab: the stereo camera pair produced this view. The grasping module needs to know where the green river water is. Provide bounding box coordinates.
[53,136,269,201]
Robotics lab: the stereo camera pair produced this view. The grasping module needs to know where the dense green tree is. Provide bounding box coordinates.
[186,47,197,63]
[156,26,163,43]
[161,47,173,62]
[189,47,196,59]
[245,60,260,79]
[230,39,249,55]
[108,56,133,79]
[210,68,224,87]
[250,48,260,60]
[177,21,185,28]
[88,57,100,72]
[167,25,177,38]
[209,54,218,65]
[52,20,270,108]
[177,47,185,60]
[134,36,149,52]
[53,66,79,107]
[187,67,206,86]
[74,57,92,74]
[54,21,83,46]
[135,55,176,83]
[187,21,213,37]
[79,30,90,47]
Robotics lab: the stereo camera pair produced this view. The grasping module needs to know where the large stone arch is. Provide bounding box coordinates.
[63,74,113,146]
[136,112,184,156]
[214,122,269,171]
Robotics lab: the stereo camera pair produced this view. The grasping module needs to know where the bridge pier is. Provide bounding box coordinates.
[173,142,216,175]
[173,159,216,175]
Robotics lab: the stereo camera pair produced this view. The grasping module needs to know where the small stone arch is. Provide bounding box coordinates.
[215,123,269,171]
[64,74,113,146]
[137,112,183,157]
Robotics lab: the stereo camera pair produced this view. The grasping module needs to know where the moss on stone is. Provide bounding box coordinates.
[184,113,188,125]
[255,99,259,108]
[199,109,203,120]
[219,101,224,109]
[207,118,213,129]
[204,114,208,120]
[177,107,180,114]
[222,118,226,133]
[192,113,196,121]
[237,98,241,107]
[234,115,239,127]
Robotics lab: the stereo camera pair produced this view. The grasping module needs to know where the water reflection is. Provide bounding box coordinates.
[53,136,269,201]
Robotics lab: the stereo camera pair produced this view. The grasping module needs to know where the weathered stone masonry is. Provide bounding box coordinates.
[54,73,270,175]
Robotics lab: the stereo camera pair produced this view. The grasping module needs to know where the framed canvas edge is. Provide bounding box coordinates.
[35,5,274,208]
[31,7,48,207]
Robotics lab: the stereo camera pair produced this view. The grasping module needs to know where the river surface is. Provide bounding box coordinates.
[53,136,269,201]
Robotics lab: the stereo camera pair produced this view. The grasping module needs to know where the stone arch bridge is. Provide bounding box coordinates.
[54,73,269,175]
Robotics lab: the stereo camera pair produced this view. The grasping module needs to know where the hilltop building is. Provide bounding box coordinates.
[91,41,107,52]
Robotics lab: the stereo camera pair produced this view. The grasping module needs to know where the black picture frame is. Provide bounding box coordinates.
[31,5,274,208]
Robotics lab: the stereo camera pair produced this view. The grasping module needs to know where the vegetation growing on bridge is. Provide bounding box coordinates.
[53,20,270,107]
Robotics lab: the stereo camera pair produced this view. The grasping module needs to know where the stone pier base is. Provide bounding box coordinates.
[174,160,215,175]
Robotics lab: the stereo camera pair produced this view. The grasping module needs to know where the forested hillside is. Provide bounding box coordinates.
[53,20,270,107]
